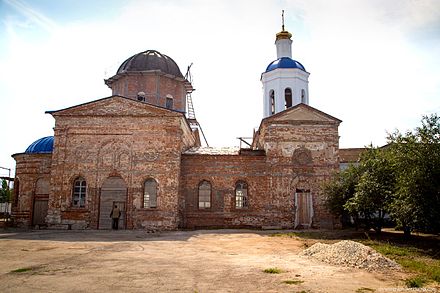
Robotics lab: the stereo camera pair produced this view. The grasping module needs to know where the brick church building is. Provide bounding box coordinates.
[11,25,344,230]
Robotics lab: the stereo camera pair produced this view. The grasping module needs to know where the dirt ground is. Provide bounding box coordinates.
[0,229,411,293]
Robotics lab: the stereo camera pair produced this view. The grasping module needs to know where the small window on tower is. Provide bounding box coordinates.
[301,89,306,103]
[285,88,292,109]
[270,90,275,115]
[137,91,146,102]
[166,95,174,109]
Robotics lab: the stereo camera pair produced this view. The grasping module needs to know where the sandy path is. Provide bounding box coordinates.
[0,230,406,292]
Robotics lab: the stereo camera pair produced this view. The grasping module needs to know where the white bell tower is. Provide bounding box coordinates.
[261,11,310,118]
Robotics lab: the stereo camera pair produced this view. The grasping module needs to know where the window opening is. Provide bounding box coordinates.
[301,89,306,103]
[285,88,292,109]
[198,180,211,209]
[144,178,158,208]
[235,181,248,209]
[137,91,146,102]
[72,178,86,208]
[270,90,275,114]
[166,95,174,109]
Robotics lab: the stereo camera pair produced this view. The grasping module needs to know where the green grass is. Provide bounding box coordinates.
[366,242,414,257]
[405,276,426,288]
[283,279,304,285]
[263,267,284,274]
[10,267,33,273]
[272,230,440,286]
[364,240,440,285]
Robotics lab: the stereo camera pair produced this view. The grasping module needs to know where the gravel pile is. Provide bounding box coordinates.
[300,240,400,271]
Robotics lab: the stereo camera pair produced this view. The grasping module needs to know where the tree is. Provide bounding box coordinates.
[344,147,395,233]
[387,114,440,235]
[323,164,363,227]
[0,179,11,203]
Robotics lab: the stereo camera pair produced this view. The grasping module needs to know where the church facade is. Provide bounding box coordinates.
[11,26,343,230]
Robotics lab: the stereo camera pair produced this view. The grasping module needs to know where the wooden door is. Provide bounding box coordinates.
[33,199,48,226]
[32,178,49,226]
[294,189,313,229]
[99,177,127,229]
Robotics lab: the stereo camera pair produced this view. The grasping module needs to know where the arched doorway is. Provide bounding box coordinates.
[99,177,127,230]
[32,178,49,226]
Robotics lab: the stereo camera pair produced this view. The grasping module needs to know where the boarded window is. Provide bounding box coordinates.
[269,90,275,114]
[72,178,86,208]
[285,88,292,109]
[143,178,158,208]
[198,180,211,209]
[235,181,248,209]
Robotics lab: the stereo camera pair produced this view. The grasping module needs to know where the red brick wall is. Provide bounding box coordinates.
[108,73,186,112]
[180,153,298,229]
[12,153,52,227]
[46,97,196,230]
[257,119,340,229]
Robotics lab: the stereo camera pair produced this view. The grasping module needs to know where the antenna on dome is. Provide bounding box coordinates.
[184,63,209,147]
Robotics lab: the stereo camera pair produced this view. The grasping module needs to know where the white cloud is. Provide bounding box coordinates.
[0,0,439,174]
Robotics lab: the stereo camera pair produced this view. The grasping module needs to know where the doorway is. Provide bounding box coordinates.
[32,178,49,226]
[294,189,314,229]
[99,177,127,229]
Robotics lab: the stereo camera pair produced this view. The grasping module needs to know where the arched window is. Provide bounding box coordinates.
[235,181,248,209]
[72,177,86,208]
[166,95,174,109]
[285,88,292,109]
[143,178,158,208]
[13,178,19,207]
[269,90,275,115]
[198,180,211,209]
[301,89,306,103]
[137,91,146,102]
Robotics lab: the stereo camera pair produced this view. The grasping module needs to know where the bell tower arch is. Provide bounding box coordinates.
[261,11,310,118]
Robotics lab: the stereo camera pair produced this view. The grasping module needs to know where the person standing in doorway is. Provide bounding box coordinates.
[110,204,121,230]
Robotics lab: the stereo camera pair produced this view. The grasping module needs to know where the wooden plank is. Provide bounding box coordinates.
[33,200,48,226]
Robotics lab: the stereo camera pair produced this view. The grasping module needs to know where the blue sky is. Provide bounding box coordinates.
[0,0,439,176]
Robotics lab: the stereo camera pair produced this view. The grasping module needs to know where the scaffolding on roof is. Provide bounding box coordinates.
[185,64,209,147]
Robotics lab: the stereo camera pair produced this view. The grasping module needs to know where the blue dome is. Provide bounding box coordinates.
[25,136,54,154]
[265,57,306,72]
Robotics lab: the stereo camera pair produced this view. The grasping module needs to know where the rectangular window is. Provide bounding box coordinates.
[72,178,86,208]
[235,181,248,209]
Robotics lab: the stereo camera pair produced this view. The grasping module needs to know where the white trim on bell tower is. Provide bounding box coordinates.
[261,11,310,118]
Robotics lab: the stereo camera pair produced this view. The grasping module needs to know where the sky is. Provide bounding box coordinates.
[0,0,439,177]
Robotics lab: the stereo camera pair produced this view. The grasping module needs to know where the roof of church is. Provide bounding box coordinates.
[184,147,240,155]
[265,57,306,72]
[25,136,54,154]
[116,50,184,78]
[45,95,185,115]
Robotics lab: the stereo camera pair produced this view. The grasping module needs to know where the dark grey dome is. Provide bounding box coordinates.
[117,50,183,78]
